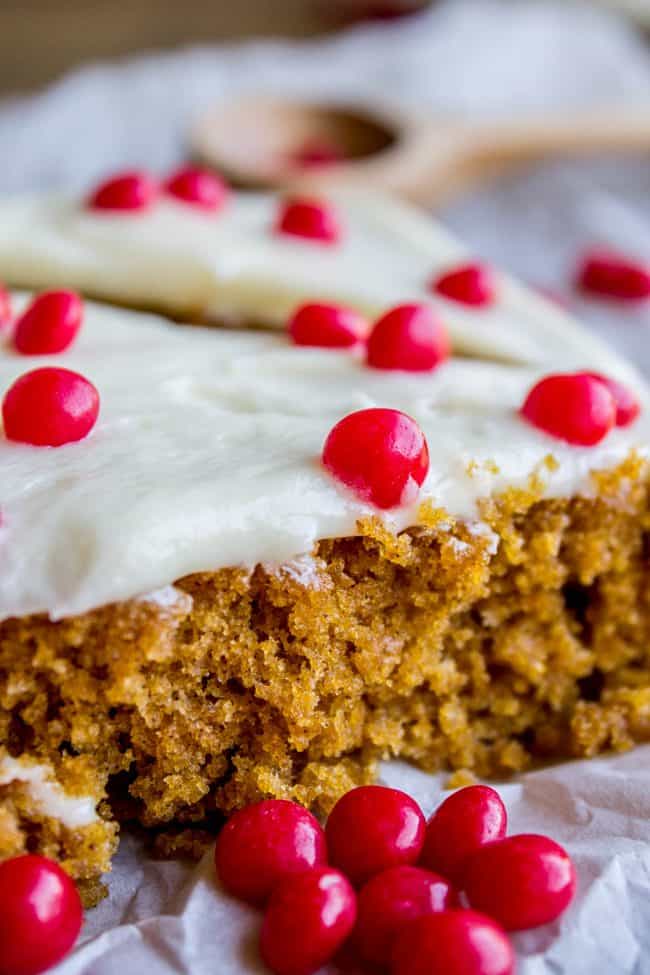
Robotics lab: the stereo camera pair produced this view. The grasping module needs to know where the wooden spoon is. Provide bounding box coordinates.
[192,94,650,206]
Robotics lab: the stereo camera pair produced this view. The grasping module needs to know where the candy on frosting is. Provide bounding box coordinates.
[322,408,430,509]
[366,303,450,373]
[87,170,159,212]
[433,261,497,308]
[520,373,617,446]
[585,372,640,427]
[288,302,368,348]
[0,291,647,622]
[12,289,84,355]
[275,197,343,244]
[0,190,641,381]
[164,166,229,212]
[2,366,100,447]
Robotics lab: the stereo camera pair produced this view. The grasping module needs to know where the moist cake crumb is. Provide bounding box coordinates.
[2,456,650,889]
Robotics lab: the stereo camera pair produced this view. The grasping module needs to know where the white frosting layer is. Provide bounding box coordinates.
[0,190,639,383]
[0,756,98,828]
[0,189,646,620]
[136,585,194,613]
[0,292,648,622]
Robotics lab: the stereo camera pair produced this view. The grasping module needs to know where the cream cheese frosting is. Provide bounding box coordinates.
[0,291,648,622]
[0,756,98,827]
[0,189,640,385]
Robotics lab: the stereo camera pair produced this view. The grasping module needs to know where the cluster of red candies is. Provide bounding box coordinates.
[288,299,447,511]
[215,783,576,975]
[87,165,229,214]
[77,165,650,314]
[0,180,644,490]
[84,168,340,248]
[0,289,99,447]
[286,294,640,513]
[529,249,650,447]
[86,167,346,245]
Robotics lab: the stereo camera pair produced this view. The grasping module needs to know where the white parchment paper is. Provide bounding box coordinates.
[55,751,650,975]
[3,1,650,971]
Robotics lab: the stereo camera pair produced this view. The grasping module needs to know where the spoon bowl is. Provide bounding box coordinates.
[192,95,397,189]
[192,94,650,206]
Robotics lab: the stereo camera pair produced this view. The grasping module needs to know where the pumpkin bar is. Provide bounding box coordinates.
[0,183,649,899]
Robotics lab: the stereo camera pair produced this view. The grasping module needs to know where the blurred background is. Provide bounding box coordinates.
[1,0,648,94]
[2,0,650,369]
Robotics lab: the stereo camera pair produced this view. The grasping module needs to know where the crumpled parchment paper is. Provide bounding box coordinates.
[56,751,650,975]
[3,1,650,971]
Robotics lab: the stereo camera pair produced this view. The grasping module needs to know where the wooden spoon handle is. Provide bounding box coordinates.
[296,106,650,207]
[476,106,650,161]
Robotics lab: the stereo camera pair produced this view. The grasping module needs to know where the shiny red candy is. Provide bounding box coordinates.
[2,367,100,447]
[391,909,514,975]
[0,284,12,331]
[420,785,507,885]
[464,833,576,931]
[326,785,426,887]
[260,867,356,975]
[292,142,342,168]
[87,169,158,211]
[13,290,84,355]
[164,165,228,211]
[366,303,450,372]
[433,261,497,307]
[520,372,616,446]
[0,854,83,975]
[275,197,342,244]
[576,249,650,301]
[585,372,640,428]
[288,302,368,348]
[322,408,429,509]
[355,865,457,964]
[215,798,327,905]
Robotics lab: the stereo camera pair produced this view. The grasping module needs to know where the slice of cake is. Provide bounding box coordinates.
[0,184,649,900]
[0,176,637,376]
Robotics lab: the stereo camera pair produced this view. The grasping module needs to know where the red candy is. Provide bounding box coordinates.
[433,262,497,307]
[585,372,640,428]
[13,290,84,355]
[292,142,342,169]
[0,284,12,331]
[275,197,342,244]
[391,909,514,975]
[288,302,368,348]
[326,785,426,887]
[260,867,356,975]
[366,303,450,372]
[2,367,100,447]
[576,249,650,301]
[322,408,429,509]
[355,865,457,964]
[520,372,616,446]
[164,165,228,211]
[0,854,83,975]
[464,833,576,931]
[215,798,327,905]
[421,785,507,885]
[87,169,158,211]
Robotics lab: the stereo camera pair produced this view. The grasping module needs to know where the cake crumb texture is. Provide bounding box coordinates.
[2,456,650,886]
